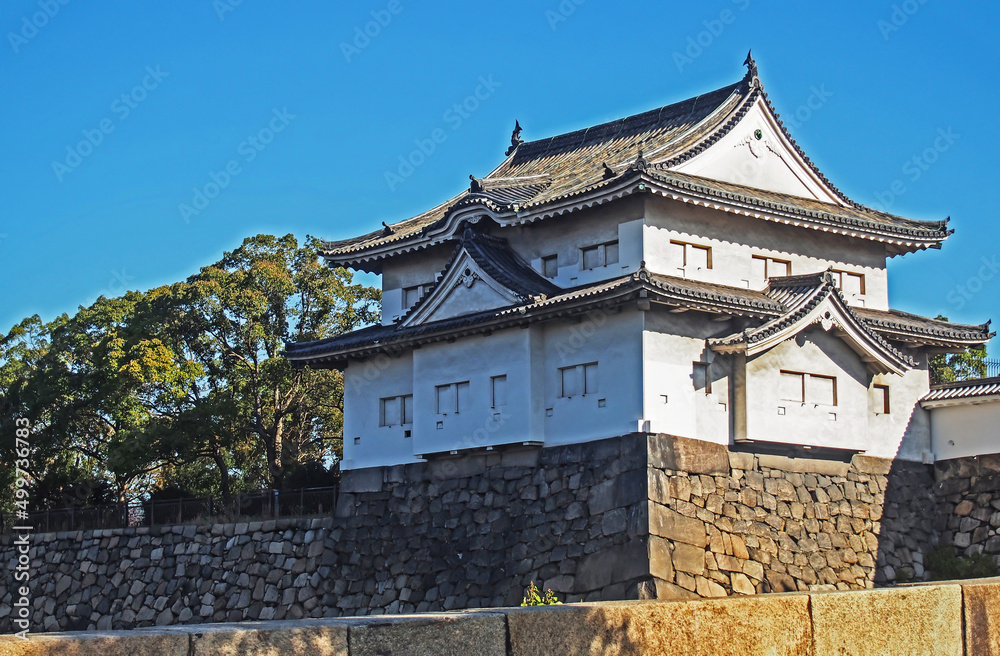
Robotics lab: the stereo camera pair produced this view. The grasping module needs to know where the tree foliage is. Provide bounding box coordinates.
[0,234,379,510]
[928,316,989,385]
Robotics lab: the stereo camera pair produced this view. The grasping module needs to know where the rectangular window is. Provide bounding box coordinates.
[379,395,413,427]
[808,374,837,406]
[874,384,890,414]
[779,371,805,403]
[436,382,469,415]
[694,362,712,394]
[671,240,713,270]
[491,375,507,408]
[402,284,429,310]
[831,270,866,296]
[752,255,791,281]
[542,254,559,278]
[580,241,619,270]
[780,371,838,406]
[560,363,598,397]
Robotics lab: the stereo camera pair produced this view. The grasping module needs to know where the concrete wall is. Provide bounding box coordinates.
[4,578,999,655]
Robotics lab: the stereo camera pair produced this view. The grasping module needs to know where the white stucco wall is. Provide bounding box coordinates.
[342,351,421,470]
[641,311,731,444]
[540,311,645,446]
[929,399,1000,460]
[673,99,842,205]
[642,197,889,310]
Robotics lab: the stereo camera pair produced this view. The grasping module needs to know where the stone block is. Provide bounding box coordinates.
[185,620,349,655]
[426,455,486,480]
[758,454,850,477]
[962,577,1000,656]
[575,540,648,593]
[340,467,384,493]
[671,543,706,576]
[728,451,755,471]
[648,434,729,476]
[648,536,674,581]
[348,612,506,656]
[649,504,708,548]
[810,584,962,656]
[500,448,540,468]
[507,595,812,656]
[0,630,190,656]
[587,469,644,515]
[850,455,893,476]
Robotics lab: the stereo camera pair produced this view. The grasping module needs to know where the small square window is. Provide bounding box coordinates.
[581,241,619,270]
[402,284,427,310]
[779,371,805,403]
[542,255,558,278]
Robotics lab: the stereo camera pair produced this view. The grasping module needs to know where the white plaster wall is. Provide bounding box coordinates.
[502,199,644,288]
[541,311,644,446]
[930,400,1000,460]
[641,311,731,444]
[642,197,889,310]
[867,362,932,461]
[411,328,537,457]
[673,99,842,204]
[745,328,872,452]
[342,352,421,469]
[379,244,454,325]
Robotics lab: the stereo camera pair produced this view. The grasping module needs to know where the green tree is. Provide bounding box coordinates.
[183,233,379,489]
[929,316,988,384]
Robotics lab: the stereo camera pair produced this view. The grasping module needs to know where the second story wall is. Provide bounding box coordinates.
[642,196,890,311]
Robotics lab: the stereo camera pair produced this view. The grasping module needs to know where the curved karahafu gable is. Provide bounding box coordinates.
[321,53,950,271]
[709,271,915,376]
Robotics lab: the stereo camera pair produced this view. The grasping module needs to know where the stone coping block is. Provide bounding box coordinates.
[348,612,507,656]
[0,629,191,656]
[758,453,851,477]
[507,595,812,656]
[960,577,1000,656]
[648,434,729,475]
[810,584,962,656]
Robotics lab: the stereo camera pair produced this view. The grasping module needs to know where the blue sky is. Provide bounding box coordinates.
[1,1,997,352]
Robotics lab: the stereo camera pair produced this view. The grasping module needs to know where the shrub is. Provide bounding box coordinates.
[926,547,998,581]
[521,581,562,606]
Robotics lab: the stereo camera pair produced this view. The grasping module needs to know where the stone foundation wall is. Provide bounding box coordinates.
[1,434,994,635]
[0,436,649,634]
[934,454,1000,561]
[645,439,936,598]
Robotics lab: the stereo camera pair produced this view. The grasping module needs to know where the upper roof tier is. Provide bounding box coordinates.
[322,54,952,270]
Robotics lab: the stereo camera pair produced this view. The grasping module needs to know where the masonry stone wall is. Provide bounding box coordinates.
[645,439,936,598]
[1,434,995,635]
[934,454,1000,562]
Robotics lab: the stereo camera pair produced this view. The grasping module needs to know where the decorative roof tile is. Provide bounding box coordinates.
[922,377,1000,403]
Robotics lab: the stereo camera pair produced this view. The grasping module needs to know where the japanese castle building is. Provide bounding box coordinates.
[288,54,993,471]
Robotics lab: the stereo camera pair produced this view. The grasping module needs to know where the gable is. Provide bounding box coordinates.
[400,250,524,327]
[672,98,844,205]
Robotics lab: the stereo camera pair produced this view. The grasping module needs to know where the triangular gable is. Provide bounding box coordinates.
[672,96,844,205]
[400,227,559,328]
[709,273,914,375]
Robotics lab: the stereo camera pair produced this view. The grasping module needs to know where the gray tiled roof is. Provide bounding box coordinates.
[321,63,950,264]
[922,377,1000,402]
